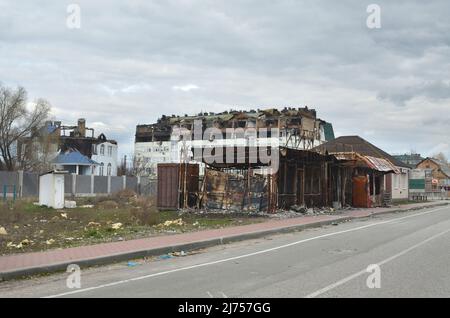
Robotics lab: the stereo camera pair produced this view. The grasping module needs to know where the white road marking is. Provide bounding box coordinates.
[43,206,448,298]
[206,291,213,298]
[305,227,450,298]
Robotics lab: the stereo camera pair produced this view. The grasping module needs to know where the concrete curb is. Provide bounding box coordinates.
[1,201,448,281]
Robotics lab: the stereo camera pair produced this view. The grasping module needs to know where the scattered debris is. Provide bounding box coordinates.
[159,254,173,260]
[7,242,23,249]
[21,239,32,245]
[111,222,123,230]
[0,226,7,235]
[60,213,68,219]
[64,200,77,209]
[87,222,101,227]
[46,239,55,245]
[158,218,185,227]
[127,261,140,267]
[173,251,187,257]
[290,205,307,213]
[81,204,94,208]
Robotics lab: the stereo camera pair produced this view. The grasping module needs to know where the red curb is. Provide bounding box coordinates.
[0,201,447,279]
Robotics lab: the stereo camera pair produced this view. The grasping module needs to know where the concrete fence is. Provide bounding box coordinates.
[0,170,157,198]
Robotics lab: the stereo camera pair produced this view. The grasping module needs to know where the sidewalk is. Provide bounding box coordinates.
[0,201,448,280]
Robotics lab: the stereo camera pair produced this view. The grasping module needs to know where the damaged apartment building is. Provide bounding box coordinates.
[18,119,119,176]
[151,114,407,212]
[134,107,335,176]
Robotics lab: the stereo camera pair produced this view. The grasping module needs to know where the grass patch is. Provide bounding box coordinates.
[0,194,266,255]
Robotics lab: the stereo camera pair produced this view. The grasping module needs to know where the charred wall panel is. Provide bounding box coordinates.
[202,169,268,212]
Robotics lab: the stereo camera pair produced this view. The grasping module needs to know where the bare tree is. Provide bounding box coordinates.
[0,83,51,171]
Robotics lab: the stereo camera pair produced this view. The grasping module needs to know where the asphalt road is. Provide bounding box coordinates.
[1,204,449,298]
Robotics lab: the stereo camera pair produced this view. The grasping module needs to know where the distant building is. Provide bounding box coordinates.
[416,157,450,190]
[134,107,335,176]
[392,153,424,169]
[19,119,118,176]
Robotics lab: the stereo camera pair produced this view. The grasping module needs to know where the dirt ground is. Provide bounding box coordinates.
[0,190,266,256]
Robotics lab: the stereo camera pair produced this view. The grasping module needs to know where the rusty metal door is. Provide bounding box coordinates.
[352,175,368,208]
[157,163,199,209]
[157,164,180,209]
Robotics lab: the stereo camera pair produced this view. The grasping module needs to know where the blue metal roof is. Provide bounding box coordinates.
[52,150,99,166]
[45,122,58,134]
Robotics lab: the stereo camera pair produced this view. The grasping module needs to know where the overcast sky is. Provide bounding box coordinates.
[1,0,449,160]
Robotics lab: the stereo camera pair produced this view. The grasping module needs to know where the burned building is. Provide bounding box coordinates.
[313,136,410,206]
[156,137,404,212]
[134,107,335,176]
[157,147,337,212]
[18,119,119,176]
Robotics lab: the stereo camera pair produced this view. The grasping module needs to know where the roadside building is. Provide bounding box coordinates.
[157,144,400,212]
[313,136,411,204]
[415,158,450,196]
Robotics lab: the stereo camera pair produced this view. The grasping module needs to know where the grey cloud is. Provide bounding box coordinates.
[378,80,450,105]
[0,0,449,159]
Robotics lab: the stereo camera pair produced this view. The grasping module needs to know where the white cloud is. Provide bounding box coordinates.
[172,84,200,92]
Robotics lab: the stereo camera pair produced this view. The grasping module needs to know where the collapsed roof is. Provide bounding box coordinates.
[312,135,410,169]
[135,107,334,143]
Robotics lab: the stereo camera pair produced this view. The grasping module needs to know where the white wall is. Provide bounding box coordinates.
[392,168,410,200]
[92,141,118,176]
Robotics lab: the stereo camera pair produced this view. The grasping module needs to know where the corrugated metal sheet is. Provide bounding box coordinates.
[332,152,400,173]
[364,156,400,173]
